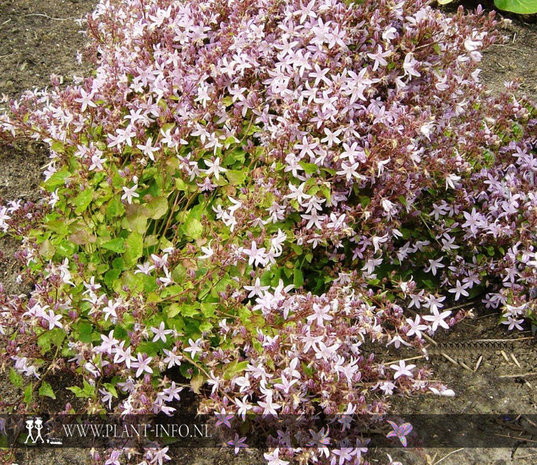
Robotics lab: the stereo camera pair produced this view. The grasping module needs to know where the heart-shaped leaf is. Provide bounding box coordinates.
[494,0,537,13]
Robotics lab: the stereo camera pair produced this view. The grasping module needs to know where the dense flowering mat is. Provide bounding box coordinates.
[0,0,536,463]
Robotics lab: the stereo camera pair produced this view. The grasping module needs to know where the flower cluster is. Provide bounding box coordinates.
[0,0,536,464]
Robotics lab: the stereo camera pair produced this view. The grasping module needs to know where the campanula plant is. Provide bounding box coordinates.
[0,0,536,463]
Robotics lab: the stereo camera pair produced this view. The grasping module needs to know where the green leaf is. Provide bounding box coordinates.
[9,368,23,388]
[359,195,371,208]
[67,386,84,398]
[293,268,304,288]
[184,218,203,239]
[302,361,314,378]
[112,257,125,271]
[494,0,537,13]
[223,361,248,380]
[37,328,66,353]
[299,161,319,175]
[124,204,148,234]
[121,271,145,293]
[290,243,303,255]
[175,178,188,191]
[167,304,181,318]
[211,276,233,296]
[147,196,169,219]
[320,185,331,203]
[73,189,93,214]
[103,383,118,398]
[226,169,247,185]
[102,237,126,254]
[38,240,56,259]
[106,196,125,219]
[245,124,261,136]
[124,232,143,266]
[45,219,70,236]
[69,224,96,246]
[137,341,160,356]
[200,302,217,318]
[67,380,95,399]
[142,275,158,292]
[51,140,65,153]
[114,326,128,340]
[56,240,77,257]
[104,267,121,288]
[75,321,93,343]
[223,148,245,166]
[181,304,200,317]
[199,321,213,332]
[24,383,33,405]
[39,381,56,399]
[44,168,70,191]
[421,279,436,290]
[172,264,187,283]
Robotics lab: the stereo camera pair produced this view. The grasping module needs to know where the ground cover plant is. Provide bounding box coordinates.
[0,0,536,464]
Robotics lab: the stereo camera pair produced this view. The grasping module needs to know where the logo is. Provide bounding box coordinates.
[24,417,44,444]
[24,417,62,445]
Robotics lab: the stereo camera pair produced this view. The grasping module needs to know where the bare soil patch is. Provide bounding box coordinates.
[481,18,537,101]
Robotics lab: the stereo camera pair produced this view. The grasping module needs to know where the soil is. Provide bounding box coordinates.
[380,311,537,465]
[481,17,537,100]
[0,0,95,296]
[0,1,536,465]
